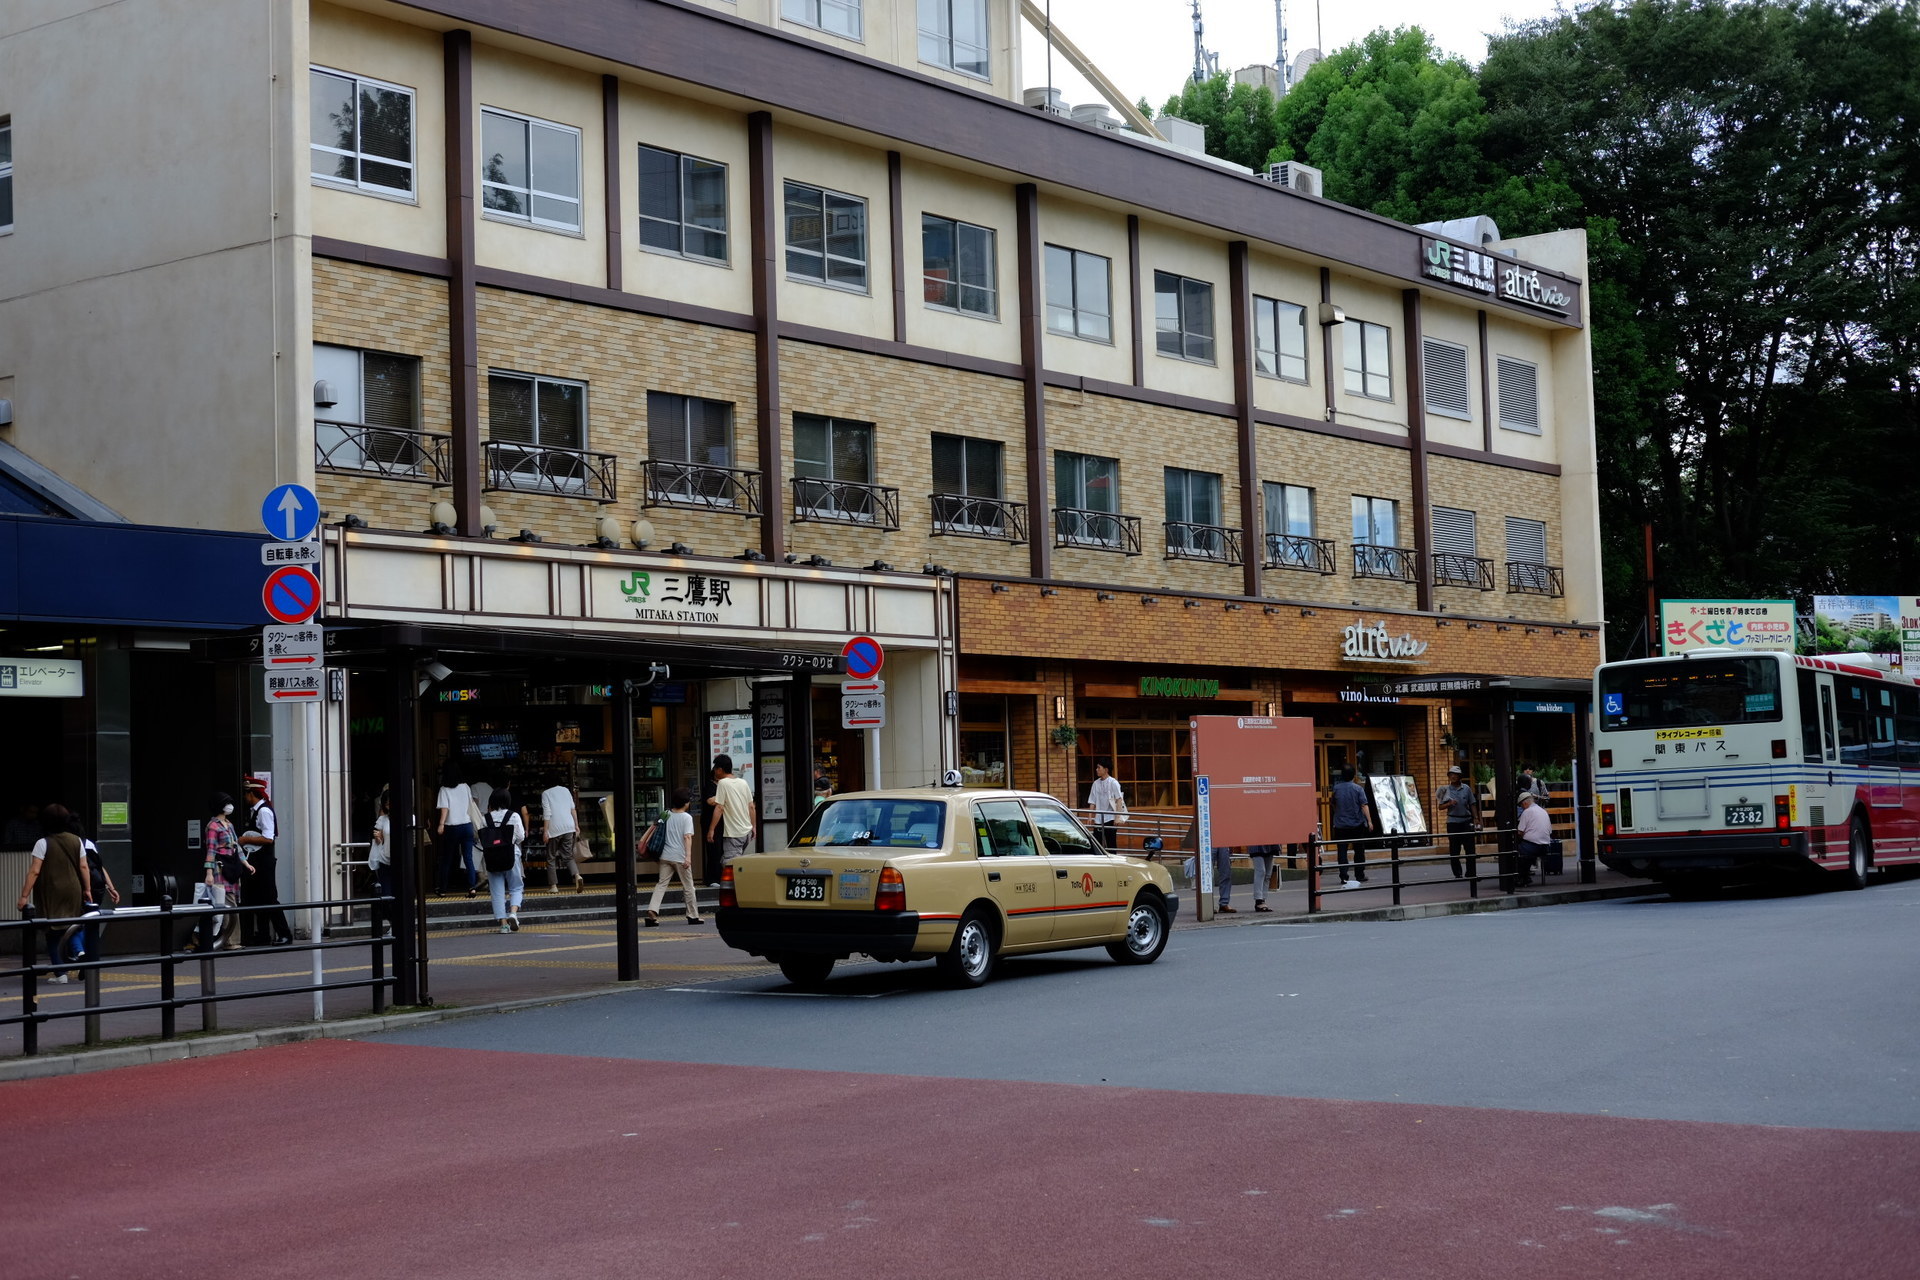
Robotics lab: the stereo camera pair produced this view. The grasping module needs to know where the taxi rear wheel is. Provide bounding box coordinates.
[936,909,997,988]
[1106,895,1169,966]
[778,954,835,991]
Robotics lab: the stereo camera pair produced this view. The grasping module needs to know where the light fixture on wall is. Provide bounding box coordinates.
[1097,592,1115,602]
[670,542,692,556]
[868,560,892,572]
[1053,695,1067,721]
[1299,608,1317,617]
[807,554,832,567]
[991,582,1010,593]
[1183,599,1200,608]
[339,513,367,529]
[1040,586,1059,597]
[1223,602,1242,612]
[510,528,541,543]
[592,516,623,549]
[1141,596,1159,605]
[737,548,766,561]
[630,517,654,550]
[1263,605,1279,615]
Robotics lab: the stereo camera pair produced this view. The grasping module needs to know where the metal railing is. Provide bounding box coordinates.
[1053,508,1142,555]
[930,493,1028,543]
[1431,551,1495,590]
[1507,561,1565,597]
[790,476,902,529]
[1066,808,1195,864]
[2,891,396,1057]
[315,420,452,485]
[1263,532,1336,574]
[1164,521,1244,565]
[484,440,619,503]
[1352,543,1418,582]
[640,459,763,516]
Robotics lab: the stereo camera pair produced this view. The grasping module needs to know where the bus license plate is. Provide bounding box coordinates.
[785,875,827,902]
[1724,805,1767,828]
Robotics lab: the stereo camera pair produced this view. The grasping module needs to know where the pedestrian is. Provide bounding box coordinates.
[1210,845,1238,913]
[1435,765,1479,879]
[238,776,292,946]
[1515,792,1552,889]
[190,791,249,952]
[1086,760,1127,852]
[76,821,119,964]
[478,787,526,933]
[642,788,703,926]
[1515,765,1550,804]
[13,803,90,981]
[434,761,478,897]
[705,754,756,881]
[1248,843,1279,913]
[539,773,584,895]
[1329,766,1374,888]
[812,775,833,807]
[367,789,394,937]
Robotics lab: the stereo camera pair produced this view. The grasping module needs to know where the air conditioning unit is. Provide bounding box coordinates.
[1264,161,1323,197]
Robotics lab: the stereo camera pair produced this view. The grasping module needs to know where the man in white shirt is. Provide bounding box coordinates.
[1086,761,1126,852]
[1515,792,1553,889]
[539,775,584,894]
[706,754,757,881]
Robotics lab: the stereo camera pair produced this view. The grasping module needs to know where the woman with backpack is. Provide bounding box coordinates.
[478,788,527,934]
[640,788,702,927]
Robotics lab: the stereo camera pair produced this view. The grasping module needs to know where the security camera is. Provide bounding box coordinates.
[422,660,453,684]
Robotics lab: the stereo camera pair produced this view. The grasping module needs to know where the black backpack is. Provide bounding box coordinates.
[478,814,516,873]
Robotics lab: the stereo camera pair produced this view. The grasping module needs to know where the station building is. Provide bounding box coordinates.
[0,0,1602,907]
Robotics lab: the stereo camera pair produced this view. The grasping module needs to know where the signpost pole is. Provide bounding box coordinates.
[1194,774,1213,922]
[305,699,325,1019]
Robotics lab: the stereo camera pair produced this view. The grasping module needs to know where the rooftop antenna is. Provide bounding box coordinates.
[1190,0,1220,84]
[1276,0,1289,86]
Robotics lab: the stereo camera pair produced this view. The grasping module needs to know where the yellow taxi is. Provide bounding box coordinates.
[716,786,1179,989]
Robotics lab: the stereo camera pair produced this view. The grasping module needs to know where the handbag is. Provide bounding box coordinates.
[1267,864,1281,892]
[575,836,594,861]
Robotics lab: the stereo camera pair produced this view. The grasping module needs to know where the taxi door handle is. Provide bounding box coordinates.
[1055,869,1069,878]
[986,871,1001,882]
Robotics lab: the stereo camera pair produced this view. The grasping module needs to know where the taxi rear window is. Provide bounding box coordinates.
[791,799,947,849]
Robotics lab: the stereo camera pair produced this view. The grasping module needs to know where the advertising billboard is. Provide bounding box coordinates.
[1188,715,1318,846]
[1659,599,1796,655]
[1808,595,1920,670]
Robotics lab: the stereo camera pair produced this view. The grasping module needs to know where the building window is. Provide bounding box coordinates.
[1352,495,1398,552]
[785,181,868,291]
[922,215,997,318]
[1505,516,1547,564]
[489,372,585,450]
[1056,451,1120,546]
[932,433,1006,534]
[1423,338,1470,419]
[0,120,12,233]
[1343,319,1392,400]
[918,0,990,78]
[1165,467,1224,557]
[1044,245,1111,342]
[783,0,862,39]
[1253,296,1308,382]
[310,67,414,197]
[647,392,733,467]
[638,146,729,262]
[480,107,581,233]
[313,345,422,472]
[1154,271,1215,364]
[1263,482,1314,538]
[793,412,877,519]
[1498,356,1541,434]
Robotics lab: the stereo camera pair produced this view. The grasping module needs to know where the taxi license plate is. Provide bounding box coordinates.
[785,875,827,902]
[1724,804,1767,828]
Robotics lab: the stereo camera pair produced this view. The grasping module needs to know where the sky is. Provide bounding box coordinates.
[1017,0,1570,112]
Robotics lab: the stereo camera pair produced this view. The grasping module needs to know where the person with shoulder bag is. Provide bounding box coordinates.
[13,803,90,981]
[239,776,291,946]
[642,788,702,927]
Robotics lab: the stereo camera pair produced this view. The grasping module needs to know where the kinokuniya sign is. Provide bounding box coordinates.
[1341,620,1430,662]
[1420,237,1572,318]
[1139,675,1220,699]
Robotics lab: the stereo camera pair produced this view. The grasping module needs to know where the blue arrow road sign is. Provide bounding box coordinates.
[261,484,320,543]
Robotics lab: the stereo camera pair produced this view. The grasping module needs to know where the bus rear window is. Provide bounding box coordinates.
[1599,658,1783,731]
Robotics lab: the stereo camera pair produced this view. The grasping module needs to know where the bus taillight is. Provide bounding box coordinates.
[1771,739,1788,759]
[1598,749,1613,768]
[1775,795,1790,829]
[1602,803,1617,837]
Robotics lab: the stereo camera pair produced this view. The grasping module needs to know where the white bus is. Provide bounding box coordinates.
[1593,649,1920,891]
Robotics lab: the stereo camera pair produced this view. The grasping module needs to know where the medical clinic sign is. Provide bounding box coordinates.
[1660,599,1795,655]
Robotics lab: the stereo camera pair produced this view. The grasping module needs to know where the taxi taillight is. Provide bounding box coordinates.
[1775,795,1790,830]
[875,866,906,913]
[719,864,736,910]
[1602,803,1617,838]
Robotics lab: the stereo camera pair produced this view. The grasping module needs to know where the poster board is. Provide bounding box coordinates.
[1188,715,1317,846]
[706,711,755,800]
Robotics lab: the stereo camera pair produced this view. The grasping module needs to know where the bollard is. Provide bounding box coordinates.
[84,955,102,1046]
[200,954,218,1033]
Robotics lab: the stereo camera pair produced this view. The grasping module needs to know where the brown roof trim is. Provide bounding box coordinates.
[1252,408,1409,451]
[1042,372,1235,419]
[777,322,1025,380]
[1427,441,1562,476]
[313,236,450,279]
[394,0,1583,327]
[472,264,757,331]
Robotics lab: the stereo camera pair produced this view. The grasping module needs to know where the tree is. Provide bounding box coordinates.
[1154,74,1282,173]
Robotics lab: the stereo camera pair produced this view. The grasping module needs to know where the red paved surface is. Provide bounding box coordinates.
[6,1039,1916,1279]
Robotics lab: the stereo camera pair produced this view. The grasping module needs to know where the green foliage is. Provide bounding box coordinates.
[1155,74,1282,172]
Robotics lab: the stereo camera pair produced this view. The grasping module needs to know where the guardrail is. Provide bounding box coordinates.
[1,891,396,1057]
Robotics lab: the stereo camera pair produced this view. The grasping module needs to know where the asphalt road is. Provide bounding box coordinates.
[8,877,1918,1279]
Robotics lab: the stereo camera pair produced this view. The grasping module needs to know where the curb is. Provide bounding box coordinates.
[1192,881,1657,926]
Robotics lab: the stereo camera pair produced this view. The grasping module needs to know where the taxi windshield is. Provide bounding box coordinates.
[791,798,947,849]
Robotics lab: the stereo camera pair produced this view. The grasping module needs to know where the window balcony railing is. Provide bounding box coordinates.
[1352,543,1418,582]
[1263,533,1336,575]
[1164,521,1244,565]
[930,493,1027,543]
[483,441,619,503]
[1507,561,1566,598]
[1432,552,1495,591]
[315,420,451,486]
[790,476,901,530]
[640,459,762,517]
[1053,508,1142,555]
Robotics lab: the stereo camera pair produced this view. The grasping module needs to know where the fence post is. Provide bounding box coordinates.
[21,905,38,1057]
[159,895,176,1040]
[370,904,386,1016]
[82,926,102,1046]
[1305,834,1320,914]
[200,953,218,1033]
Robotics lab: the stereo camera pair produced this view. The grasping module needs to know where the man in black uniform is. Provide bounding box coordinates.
[240,776,293,946]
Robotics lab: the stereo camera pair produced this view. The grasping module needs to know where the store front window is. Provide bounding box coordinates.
[957,696,1008,787]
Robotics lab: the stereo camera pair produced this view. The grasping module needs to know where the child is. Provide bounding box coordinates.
[641,788,703,926]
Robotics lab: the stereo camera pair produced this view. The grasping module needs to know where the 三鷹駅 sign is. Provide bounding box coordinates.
[1420,238,1572,318]
[1660,599,1795,655]
[608,568,742,624]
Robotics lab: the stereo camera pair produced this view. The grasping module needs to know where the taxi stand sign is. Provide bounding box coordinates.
[264,670,323,702]
[842,678,886,729]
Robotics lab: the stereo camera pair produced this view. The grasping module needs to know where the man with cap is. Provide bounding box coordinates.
[1515,791,1553,888]
[1435,764,1479,880]
[239,776,292,946]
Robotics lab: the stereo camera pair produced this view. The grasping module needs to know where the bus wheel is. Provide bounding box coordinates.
[1842,817,1871,891]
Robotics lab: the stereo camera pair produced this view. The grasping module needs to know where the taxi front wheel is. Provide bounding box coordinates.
[1106,896,1169,966]
[937,909,998,988]
[778,954,835,990]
